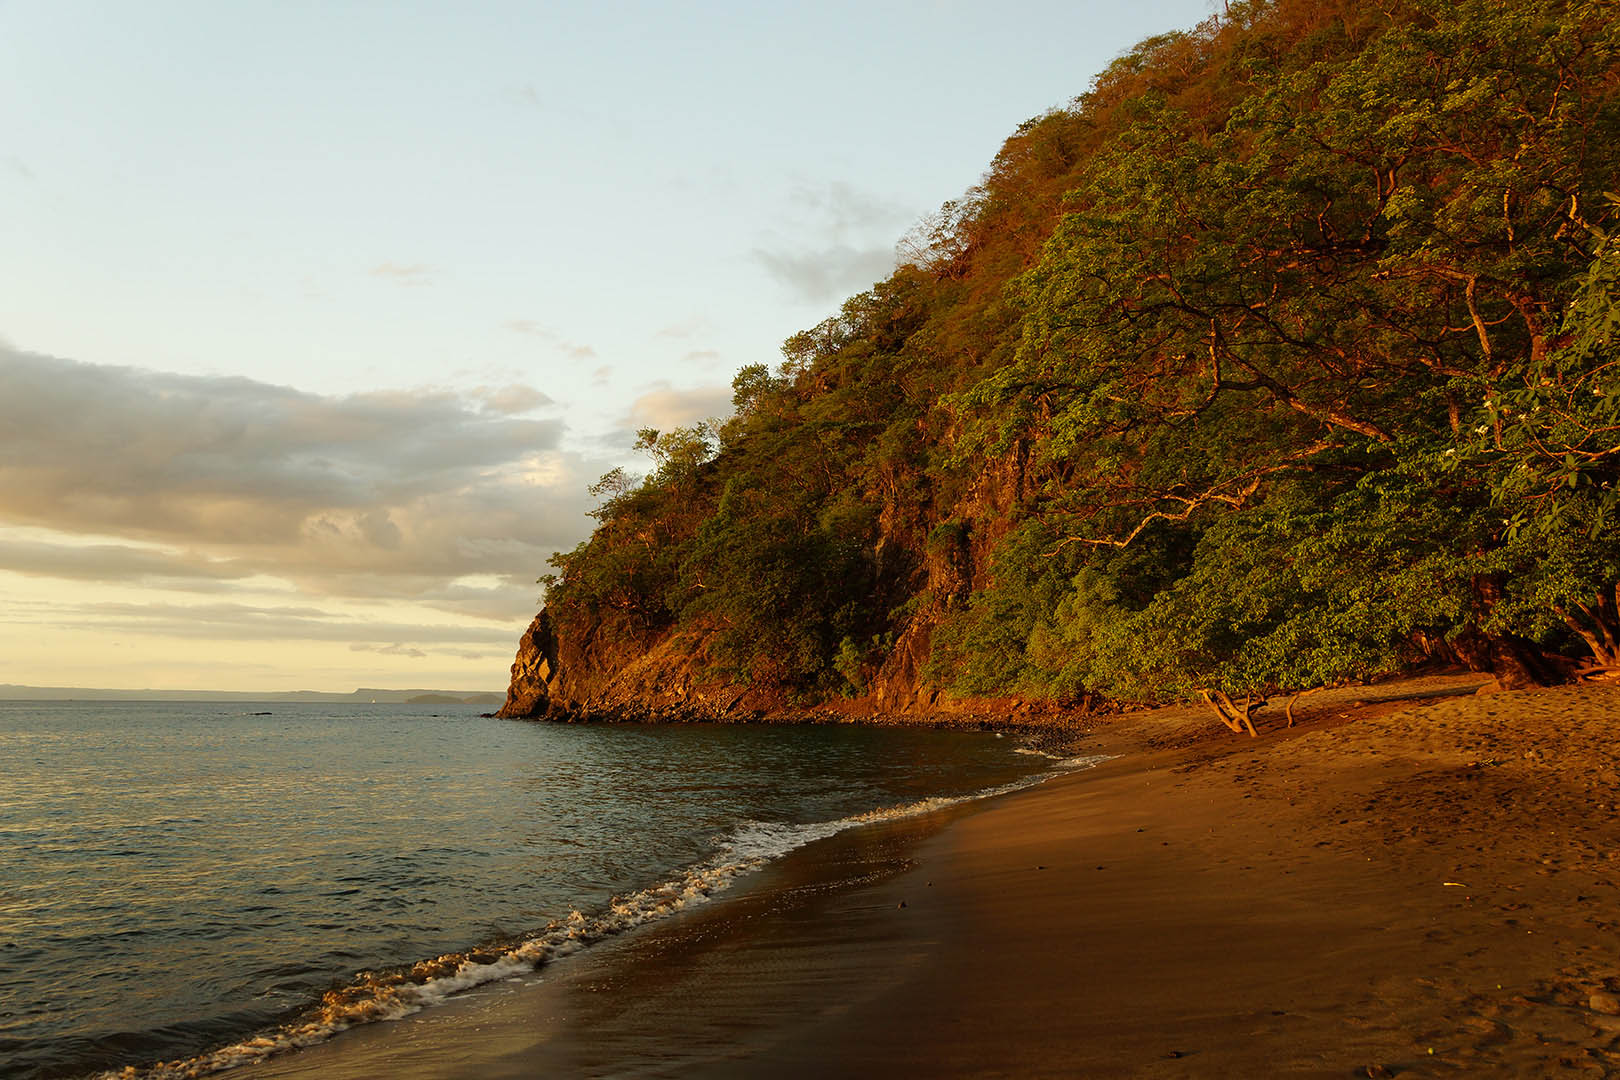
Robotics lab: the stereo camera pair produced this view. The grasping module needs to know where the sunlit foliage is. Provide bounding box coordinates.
[542,0,1620,706]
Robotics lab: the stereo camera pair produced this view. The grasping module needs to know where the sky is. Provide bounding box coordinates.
[0,0,1215,692]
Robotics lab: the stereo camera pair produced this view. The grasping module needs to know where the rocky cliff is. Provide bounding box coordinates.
[494,449,1045,721]
[493,611,560,718]
[495,609,800,721]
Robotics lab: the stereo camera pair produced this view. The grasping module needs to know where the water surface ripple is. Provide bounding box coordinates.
[0,701,1055,1079]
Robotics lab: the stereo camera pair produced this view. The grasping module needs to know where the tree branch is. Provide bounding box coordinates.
[1048,440,1334,551]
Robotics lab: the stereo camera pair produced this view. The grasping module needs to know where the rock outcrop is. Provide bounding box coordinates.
[492,432,1046,722]
[494,609,783,722]
[494,610,561,718]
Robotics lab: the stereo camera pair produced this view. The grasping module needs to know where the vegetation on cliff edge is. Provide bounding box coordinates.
[540,0,1620,712]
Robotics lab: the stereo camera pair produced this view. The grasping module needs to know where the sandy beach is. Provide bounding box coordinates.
[244,676,1620,1078]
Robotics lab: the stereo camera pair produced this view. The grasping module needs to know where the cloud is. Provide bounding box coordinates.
[0,535,250,586]
[351,642,427,659]
[265,570,543,623]
[0,346,601,613]
[754,180,910,303]
[34,597,519,649]
[754,245,899,304]
[501,319,596,359]
[2,156,33,181]
[413,578,541,622]
[348,640,499,662]
[618,382,733,433]
[370,262,434,286]
[788,181,910,234]
[682,349,721,365]
[469,384,554,414]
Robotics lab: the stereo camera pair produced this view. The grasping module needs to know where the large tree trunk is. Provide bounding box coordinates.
[1556,585,1620,668]
[1449,574,1579,689]
[1449,627,1571,690]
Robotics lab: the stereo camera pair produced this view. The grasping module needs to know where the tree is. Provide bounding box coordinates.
[1470,220,1620,666]
[537,0,1620,721]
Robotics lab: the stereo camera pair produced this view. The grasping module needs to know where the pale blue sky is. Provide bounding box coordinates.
[0,0,1214,690]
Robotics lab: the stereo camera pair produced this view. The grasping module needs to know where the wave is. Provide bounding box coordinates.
[1013,746,1109,769]
[96,752,1108,1080]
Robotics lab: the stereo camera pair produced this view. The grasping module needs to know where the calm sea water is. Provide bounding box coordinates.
[0,701,1065,1080]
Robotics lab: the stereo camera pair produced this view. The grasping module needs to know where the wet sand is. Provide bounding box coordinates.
[246,678,1620,1078]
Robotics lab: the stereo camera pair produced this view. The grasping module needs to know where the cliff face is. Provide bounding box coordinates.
[496,436,1036,721]
[496,609,797,721]
[493,611,560,718]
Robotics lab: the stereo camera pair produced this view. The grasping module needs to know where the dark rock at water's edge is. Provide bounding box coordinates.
[492,608,768,723]
[494,611,561,718]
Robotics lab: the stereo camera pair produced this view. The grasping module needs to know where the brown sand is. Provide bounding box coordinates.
[246,677,1620,1078]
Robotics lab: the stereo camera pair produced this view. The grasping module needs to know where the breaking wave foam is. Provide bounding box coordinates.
[1014,746,1109,768]
[98,752,1107,1080]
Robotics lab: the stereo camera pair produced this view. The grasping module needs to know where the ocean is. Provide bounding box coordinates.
[0,700,1083,1080]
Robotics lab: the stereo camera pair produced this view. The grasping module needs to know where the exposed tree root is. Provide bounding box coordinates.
[1286,686,1324,728]
[1200,688,1262,737]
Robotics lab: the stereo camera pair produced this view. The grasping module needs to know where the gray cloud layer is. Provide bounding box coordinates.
[0,346,599,625]
[20,596,517,662]
[61,600,518,646]
[0,536,247,584]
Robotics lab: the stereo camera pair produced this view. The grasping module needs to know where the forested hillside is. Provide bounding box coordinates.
[506,0,1620,722]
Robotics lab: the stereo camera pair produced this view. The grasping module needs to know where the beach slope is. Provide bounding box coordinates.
[248,681,1620,1078]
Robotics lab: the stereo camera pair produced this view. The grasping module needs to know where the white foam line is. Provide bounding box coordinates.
[98,752,1107,1080]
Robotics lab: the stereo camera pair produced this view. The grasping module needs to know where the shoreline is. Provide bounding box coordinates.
[80,723,1055,1080]
[244,676,1620,1078]
[234,767,1021,1080]
[486,666,1508,757]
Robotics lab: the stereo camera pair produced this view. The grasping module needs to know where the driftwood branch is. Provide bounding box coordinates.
[1200,688,1261,737]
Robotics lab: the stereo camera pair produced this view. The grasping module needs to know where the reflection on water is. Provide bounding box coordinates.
[0,701,1048,1080]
